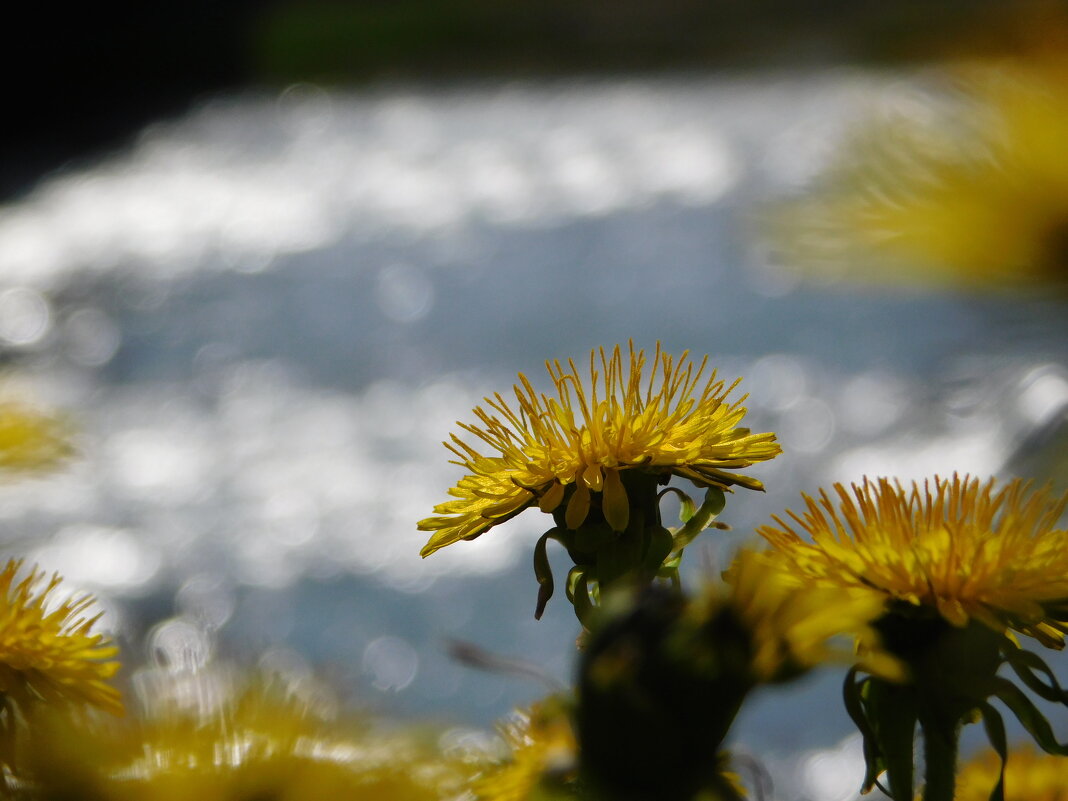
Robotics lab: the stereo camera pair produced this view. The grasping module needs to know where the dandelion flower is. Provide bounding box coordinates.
[772,59,1068,293]
[0,559,122,715]
[0,403,72,475]
[956,745,1068,801]
[761,476,1068,800]
[30,672,474,801]
[473,700,578,801]
[757,474,1068,648]
[419,343,780,558]
[717,548,900,683]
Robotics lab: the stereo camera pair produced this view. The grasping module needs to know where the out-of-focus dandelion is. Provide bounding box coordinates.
[472,698,579,801]
[771,58,1068,293]
[28,671,475,801]
[0,403,72,476]
[717,548,901,684]
[0,559,122,716]
[575,549,892,801]
[419,343,780,623]
[956,745,1068,801]
[759,475,1068,801]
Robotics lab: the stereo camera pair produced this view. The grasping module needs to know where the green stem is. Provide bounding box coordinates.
[920,720,959,801]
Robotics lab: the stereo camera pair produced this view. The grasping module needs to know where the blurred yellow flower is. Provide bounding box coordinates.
[0,559,122,716]
[419,343,780,557]
[0,403,72,475]
[30,674,474,801]
[956,745,1068,801]
[773,58,1068,292]
[718,548,901,683]
[473,700,578,801]
[757,475,1068,648]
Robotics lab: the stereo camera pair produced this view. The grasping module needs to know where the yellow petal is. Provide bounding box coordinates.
[602,468,629,532]
[566,482,591,530]
[582,464,604,491]
[937,597,970,628]
[539,481,566,513]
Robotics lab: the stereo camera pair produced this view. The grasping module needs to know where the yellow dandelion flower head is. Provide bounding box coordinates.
[0,403,72,475]
[956,745,1068,801]
[715,548,901,683]
[419,343,780,557]
[473,700,577,801]
[32,672,473,801]
[757,474,1068,648]
[0,559,122,715]
[773,57,1068,292]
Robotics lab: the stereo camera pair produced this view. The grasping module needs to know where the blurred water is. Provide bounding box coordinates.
[1,71,1066,794]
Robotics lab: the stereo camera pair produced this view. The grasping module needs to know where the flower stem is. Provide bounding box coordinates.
[920,720,958,801]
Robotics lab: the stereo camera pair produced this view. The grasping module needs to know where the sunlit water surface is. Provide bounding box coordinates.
[1,72,1067,799]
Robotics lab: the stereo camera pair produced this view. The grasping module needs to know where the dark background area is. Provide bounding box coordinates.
[3,0,1058,203]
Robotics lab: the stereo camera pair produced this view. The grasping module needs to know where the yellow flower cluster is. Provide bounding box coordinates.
[420,343,780,556]
[757,475,1068,648]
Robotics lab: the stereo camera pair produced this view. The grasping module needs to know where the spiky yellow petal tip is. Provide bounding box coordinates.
[757,474,1068,649]
[419,343,781,557]
[0,559,122,715]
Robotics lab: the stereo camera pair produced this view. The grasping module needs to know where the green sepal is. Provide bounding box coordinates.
[977,702,1007,801]
[643,525,674,575]
[671,487,726,552]
[870,680,918,801]
[566,566,583,604]
[843,671,889,795]
[572,522,612,565]
[533,528,563,620]
[596,529,642,590]
[992,677,1068,755]
[656,554,682,589]
[653,555,679,572]
[843,672,918,800]
[568,569,596,628]
[658,486,697,522]
[1003,646,1068,705]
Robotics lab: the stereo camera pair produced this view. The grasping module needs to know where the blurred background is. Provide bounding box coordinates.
[4,2,1068,798]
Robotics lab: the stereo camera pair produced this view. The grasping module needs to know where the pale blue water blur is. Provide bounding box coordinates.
[0,72,1066,798]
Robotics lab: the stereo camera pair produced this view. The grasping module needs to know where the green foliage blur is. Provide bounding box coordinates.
[249,0,1028,83]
